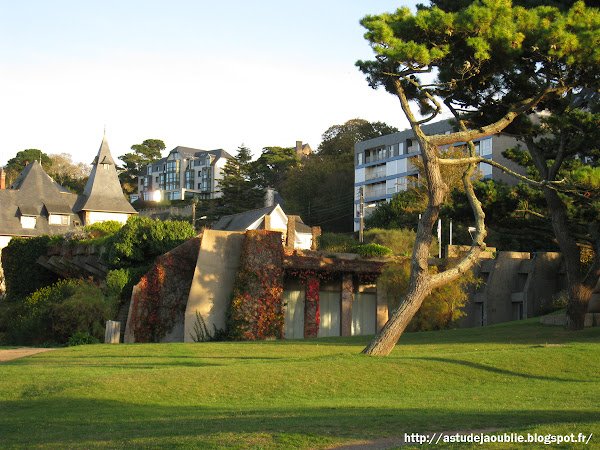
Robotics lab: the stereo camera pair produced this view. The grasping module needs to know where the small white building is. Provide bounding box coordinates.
[212,204,316,250]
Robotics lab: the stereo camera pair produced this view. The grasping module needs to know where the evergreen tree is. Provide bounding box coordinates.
[218,145,262,213]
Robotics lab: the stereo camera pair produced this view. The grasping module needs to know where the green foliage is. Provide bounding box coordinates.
[218,145,263,214]
[5,149,52,185]
[364,228,418,257]
[365,190,424,231]
[105,267,149,302]
[102,215,195,269]
[252,146,299,191]
[317,233,359,253]
[355,243,393,258]
[67,331,100,347]
[281,119,396,233]
[6,279,117,345]
[119,139,165,195]
[319,118,398,163]
[1,236,59,302]
[539,291,569,316]
[50,282,119,344]
[190,311,227,342]
[84,220,123,237]
[379,260,477,331]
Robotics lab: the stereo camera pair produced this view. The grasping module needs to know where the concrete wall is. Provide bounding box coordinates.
[184,230,245,342]
[458,249,567,328]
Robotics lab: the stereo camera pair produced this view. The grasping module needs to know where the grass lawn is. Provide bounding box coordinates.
[1,318,599,448]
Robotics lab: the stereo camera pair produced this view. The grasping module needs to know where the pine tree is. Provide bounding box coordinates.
[218,145,262,213]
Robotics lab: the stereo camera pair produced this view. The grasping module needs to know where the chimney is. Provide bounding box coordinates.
[296,141,305,159]
[264,187,275,207]
[0,167,5,190]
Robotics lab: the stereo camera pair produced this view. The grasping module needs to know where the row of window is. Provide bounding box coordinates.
[20,213,70,229]
[357,138,493,166]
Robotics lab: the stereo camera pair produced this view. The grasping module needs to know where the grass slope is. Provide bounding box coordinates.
[0,319,599,448]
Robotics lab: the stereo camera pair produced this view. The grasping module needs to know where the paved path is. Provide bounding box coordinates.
[0,348,56,362]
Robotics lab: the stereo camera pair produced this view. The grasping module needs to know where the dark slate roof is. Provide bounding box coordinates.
[213,205,279,231]
[212,205,313,234]
[0,161,80,237]
[76,136,137,214]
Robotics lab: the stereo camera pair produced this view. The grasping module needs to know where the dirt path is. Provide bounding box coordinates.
[0,348,56,362]
[329,428,503,449]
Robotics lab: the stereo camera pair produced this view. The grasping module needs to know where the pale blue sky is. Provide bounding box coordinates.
[0,0,423,166]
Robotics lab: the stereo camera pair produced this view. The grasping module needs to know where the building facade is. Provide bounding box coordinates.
[353,120,525,231]
[134,146,233,202]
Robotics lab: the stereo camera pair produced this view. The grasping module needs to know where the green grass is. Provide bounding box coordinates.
[1,319,599,448]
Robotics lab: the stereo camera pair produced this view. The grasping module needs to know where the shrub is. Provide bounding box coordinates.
[317,233,358,253]
[67,331,100,346]
[364,228,439,257]
[50,282,119,343]
[84,220,123,238]
[105,266,149,302]
[356,243,393,258]
[103,216,196,269]
[2,236,59,302]
[379,260,478,331]
[6,279,118,345]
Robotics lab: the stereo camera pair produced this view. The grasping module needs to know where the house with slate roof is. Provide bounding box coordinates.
[212,204,318,250]
[0,134,136,252]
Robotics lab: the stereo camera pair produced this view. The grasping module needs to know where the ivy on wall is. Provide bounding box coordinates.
[227,230,284,340]
[130,236,201,342]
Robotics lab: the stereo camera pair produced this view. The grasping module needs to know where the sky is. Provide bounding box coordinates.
[0,0,424,167]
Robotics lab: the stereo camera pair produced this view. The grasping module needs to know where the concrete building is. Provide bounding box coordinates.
[353,120,525,231]
[133,146,234,202]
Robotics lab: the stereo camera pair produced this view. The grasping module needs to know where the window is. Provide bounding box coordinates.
[185,170,194,189]
[148,166,152,174]
[21,215,36,229]
[356,152,363,166]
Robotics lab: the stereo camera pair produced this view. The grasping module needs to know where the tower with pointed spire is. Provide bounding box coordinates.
[74,135,137,225]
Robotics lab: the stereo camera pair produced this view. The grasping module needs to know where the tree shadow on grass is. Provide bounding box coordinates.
[403,357,593,383]
[0,398,597,447]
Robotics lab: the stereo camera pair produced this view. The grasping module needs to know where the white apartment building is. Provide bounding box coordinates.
[354,120,524,231]
[133,146,234,202]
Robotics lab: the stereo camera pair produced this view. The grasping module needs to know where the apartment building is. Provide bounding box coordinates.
[133,146,234,202]
[353,120,524,231]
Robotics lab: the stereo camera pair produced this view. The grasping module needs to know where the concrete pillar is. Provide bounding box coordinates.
[311,226,322,250]
[304,275,320,338]
[286,215,297,250]
[105,320,121,343]
[376,285,389,332]
[340,274,354,336]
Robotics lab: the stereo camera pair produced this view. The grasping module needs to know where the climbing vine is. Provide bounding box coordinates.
[130,236,201,342]
[227,230,284,340]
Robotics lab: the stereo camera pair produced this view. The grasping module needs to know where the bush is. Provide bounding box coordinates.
[1,236,59,302]
[364,228,439,257]
[356,243,393,258]
[317,233,358,253]
[67,331,100,347]
[379,260,478,331]
[50,282,119,343]
[105,266,149,302]
[103,216,196,269]
[84,220,123,238]
[6,279,118,345]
